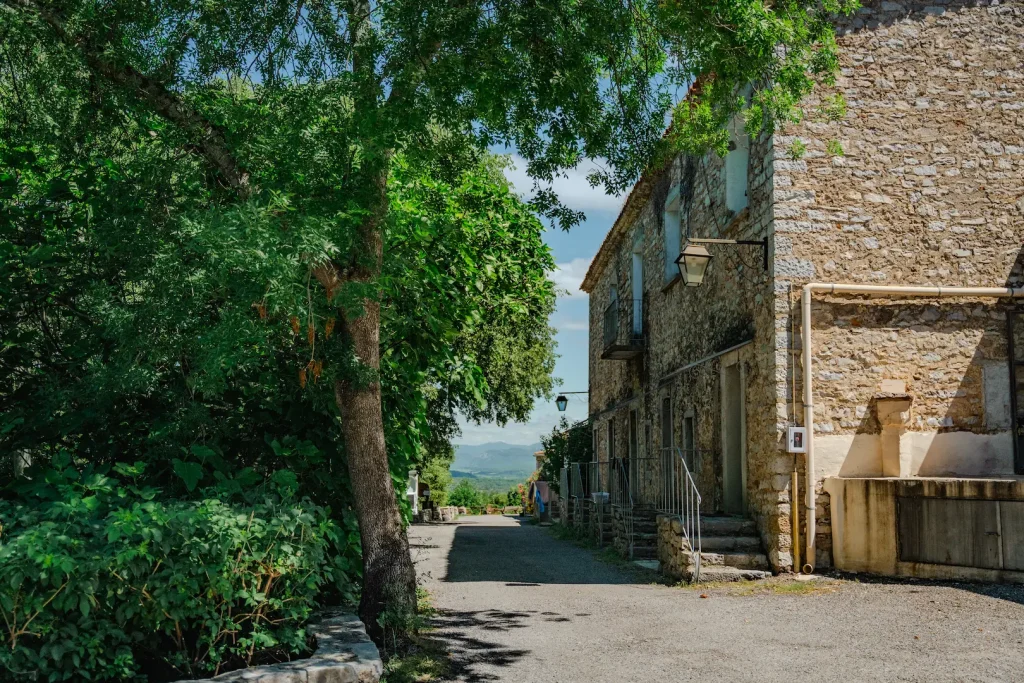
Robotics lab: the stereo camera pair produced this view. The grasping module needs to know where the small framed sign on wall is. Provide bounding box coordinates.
[787,426,807,454]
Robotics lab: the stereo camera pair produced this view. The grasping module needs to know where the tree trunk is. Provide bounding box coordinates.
[334,301,417,642]
[335,158,417,643]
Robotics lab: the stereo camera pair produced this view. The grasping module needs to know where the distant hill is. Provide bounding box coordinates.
[452,441,542,477]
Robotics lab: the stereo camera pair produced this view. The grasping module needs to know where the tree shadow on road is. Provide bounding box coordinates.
[423,608,543,681]
[443,521,634,584]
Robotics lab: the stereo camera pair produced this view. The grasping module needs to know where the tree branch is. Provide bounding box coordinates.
[1,0,251,197]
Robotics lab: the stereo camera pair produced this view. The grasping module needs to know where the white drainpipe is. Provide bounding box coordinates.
[800,282,1024,574]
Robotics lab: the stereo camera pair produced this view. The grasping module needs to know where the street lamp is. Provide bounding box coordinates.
[675,237,769,287]
[675,242,713,287]
[554,391,587,412]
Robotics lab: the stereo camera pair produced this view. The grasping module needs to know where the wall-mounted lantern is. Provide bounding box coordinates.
[675,237,769,287]
[675,242,713,287]
[554,391,588,412]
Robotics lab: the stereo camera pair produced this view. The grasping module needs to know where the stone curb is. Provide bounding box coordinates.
[179,611,382,683]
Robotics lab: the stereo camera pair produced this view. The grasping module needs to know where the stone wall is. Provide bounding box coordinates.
[773,0,1024,568]
[585,129,794,570]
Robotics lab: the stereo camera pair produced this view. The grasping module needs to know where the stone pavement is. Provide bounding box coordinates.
[410,515,1024,683]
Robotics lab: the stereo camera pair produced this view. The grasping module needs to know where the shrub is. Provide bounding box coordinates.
[0,457,350,681]
[447,481,482,508]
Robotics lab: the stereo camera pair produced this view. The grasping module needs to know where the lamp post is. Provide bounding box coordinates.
[675,237,769,287]
[555,391,588,412]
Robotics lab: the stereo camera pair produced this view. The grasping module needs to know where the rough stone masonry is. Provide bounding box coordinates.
[582,0,1024,575]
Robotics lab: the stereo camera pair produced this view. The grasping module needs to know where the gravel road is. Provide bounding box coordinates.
[410,514,1024,683]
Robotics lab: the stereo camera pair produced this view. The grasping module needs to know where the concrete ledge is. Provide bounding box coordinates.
[827,476,1024,583]
[181,611,382,683]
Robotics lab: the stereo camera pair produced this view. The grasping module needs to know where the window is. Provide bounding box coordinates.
[663,185,681,282]
[631,234,643,336]
[725,114,750,214]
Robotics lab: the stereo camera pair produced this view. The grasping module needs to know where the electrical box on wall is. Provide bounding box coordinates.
[787,427,807,454]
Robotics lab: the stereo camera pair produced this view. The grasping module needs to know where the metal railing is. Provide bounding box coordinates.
[602,298,643,352]
[609,458,635,558]
[559,466,570,523]
[588,459,604,496]
[657,447,703,581]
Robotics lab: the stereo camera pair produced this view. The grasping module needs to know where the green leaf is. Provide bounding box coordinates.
[171,459,203,492]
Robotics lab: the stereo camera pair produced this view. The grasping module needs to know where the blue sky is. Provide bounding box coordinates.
[454,156,626,445]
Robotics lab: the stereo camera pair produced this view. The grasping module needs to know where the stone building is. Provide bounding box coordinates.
[577,0,1024,582]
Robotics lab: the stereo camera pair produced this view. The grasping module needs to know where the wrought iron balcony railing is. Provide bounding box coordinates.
[601,297,644,360]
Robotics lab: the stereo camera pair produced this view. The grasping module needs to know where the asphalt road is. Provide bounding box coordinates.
[410,514,1024,683]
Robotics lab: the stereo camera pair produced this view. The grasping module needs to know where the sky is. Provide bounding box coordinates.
[454,156,627,446]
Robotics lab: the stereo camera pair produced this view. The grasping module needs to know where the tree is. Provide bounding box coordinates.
[539,418,594,491]
[507,485,523,507]
[448,480,482,509]
[1,0,853,636]
[418,446,454,509]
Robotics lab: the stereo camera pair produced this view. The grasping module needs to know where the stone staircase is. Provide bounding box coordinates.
[594,507,614,547]
[682,516,771,582]
[630,506,660,560]
[611,505,660,559]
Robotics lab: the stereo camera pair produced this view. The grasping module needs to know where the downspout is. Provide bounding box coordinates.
[800,282,1024,574]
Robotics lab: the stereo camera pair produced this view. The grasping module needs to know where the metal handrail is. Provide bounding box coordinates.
[609,458,635,558]
[570,463,584,500]
[657,447,703,582]
[559,466,569,518]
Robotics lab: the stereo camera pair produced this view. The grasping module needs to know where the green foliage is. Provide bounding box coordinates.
[419,453,453,509]
[827,139,845,157]
[787,139,808,160]
[506,486,523,507]
[539,418,594,492]
[447,481,483,509]
[0,125,554,507]
[659,0,860,162]
[0,458,347,681]
[819,93,850,122]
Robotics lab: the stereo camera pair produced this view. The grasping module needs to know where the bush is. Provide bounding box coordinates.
[0,457,351,681]
[447,481,481,508]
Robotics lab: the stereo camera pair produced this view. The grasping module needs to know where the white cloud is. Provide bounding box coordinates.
[555,319,589,332]
[502,155,626,213]
[550,258,591,299]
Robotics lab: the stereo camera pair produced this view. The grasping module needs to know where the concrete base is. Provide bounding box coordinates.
[826,476,1024,584]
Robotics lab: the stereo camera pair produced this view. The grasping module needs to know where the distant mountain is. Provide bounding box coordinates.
[452,441,542,477]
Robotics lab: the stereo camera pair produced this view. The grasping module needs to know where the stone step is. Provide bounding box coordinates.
[631,547,658,559]
[633,559,661,571]
[684,550,771,571]
[691,566,771,583]
[700,535,763,552]
[701,516,757,537]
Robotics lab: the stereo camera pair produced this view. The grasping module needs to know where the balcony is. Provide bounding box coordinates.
[601,297,644,360]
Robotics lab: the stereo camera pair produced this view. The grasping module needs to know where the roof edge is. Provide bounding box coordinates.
[580,159,671,293]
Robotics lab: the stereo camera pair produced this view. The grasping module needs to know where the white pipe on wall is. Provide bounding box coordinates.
[799,282,1024,574]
